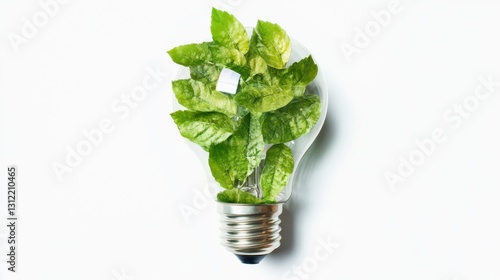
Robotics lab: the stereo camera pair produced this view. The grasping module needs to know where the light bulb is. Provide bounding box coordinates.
[172,30,328,264]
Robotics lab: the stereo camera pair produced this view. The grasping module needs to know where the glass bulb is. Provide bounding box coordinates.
[171,30,328,264]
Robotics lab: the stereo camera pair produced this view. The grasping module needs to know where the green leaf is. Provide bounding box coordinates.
[243,30,269,79]
[280,55,318,96]
[167,43,210,66]
[189,64,221,87]
[172,79,237,116]
[260,144,294,202]
[170,110,234,151]
[211,8,249,54]
[246,114,265,174]
[253,20,291,69]
[167,42,246,69]
[248,54,268,76]
[261,95,321,143]
[208,144,235,189]
[209,43,247,69]
[217,189,261,204]
[234,80,294,113]
[245,53,268,80]
[237,105,250,118]
[283,55,318,87]
[208,114,264,189]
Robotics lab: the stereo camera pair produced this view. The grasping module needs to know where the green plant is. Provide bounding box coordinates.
[168,8,321,204]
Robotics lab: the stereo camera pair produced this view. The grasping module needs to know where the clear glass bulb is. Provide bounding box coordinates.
[172,31,328,264]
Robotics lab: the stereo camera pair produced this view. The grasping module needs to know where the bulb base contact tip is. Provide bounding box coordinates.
[217,202,284,264]
[234,254,267,264]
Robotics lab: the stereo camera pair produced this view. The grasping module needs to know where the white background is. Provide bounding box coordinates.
[1,0,500,279]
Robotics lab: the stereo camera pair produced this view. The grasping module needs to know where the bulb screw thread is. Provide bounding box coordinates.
[217,202,283,263]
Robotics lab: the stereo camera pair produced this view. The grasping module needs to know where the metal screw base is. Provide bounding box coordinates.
[217,202,283,264]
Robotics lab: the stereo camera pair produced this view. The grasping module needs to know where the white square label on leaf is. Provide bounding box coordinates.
[216,68,241,94]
